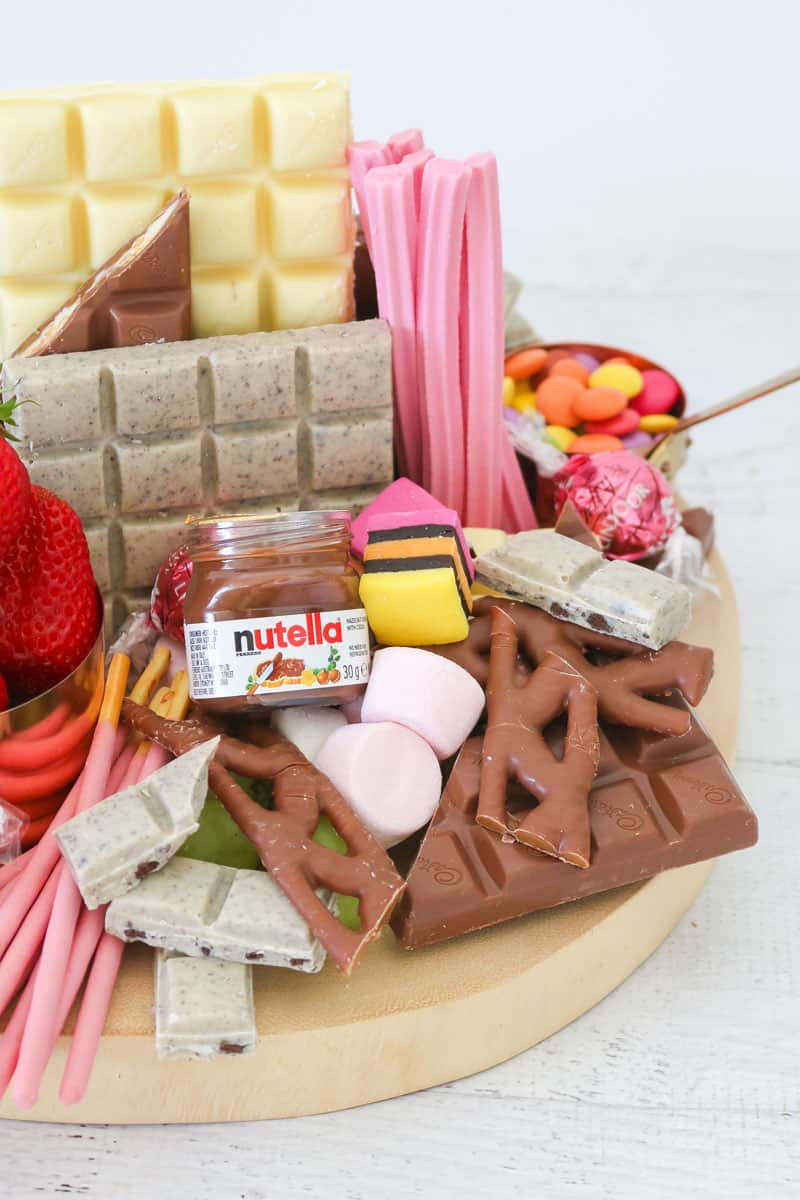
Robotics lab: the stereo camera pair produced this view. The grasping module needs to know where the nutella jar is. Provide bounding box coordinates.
[183,511,371,715]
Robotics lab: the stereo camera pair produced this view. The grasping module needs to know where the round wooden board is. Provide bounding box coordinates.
[0,550,740,1125]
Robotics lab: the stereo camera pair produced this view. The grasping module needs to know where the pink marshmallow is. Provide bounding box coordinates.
[361,648,484,759]
[351,478,473,575]
[313,723,441,848]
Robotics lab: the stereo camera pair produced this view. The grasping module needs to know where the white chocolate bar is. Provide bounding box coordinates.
[106,856,329,972]
[0,73,354,356]
[55,739,219,908]
[476,529,691,649]
[154,950,256,1060]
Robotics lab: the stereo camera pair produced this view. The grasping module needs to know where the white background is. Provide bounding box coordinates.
[2,2,800,1196]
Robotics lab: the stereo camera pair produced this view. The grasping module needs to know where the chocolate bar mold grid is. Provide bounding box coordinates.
[8,321,393,629]
[0,74,354,356]
[393,698,757,947]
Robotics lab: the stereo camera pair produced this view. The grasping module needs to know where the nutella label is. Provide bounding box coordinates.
[185,608,371,701]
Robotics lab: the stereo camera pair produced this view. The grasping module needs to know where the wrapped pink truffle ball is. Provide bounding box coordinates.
[552,450,680,560]
[150,544,193,640]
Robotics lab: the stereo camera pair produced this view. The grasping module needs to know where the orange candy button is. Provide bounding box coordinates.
[573,386,628,422]
[548,357,591,385]
[504,346,548,380]
[535,376,583,427]
[568,433,625,454]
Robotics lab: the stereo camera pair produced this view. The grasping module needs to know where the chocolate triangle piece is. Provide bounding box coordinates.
[553,498,603,551]
[15,191,192,357]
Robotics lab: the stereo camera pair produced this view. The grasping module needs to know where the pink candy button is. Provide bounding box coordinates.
[633,369,680,416]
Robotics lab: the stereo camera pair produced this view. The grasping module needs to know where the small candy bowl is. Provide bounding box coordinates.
[0,621,105,847]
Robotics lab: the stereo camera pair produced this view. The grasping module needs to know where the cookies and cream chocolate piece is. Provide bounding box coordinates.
[106,856,330,972]
[0,73,354,357]
[154,950,256,1060]
[476,529,691,649]
[6,319,393,630]
[55,739,219,908]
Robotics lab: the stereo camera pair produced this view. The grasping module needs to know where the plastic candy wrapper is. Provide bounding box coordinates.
[150,545,193,641]
[0,798,27,864]
[503,408,567,477]
[553,450,680,560]
[655,526,720,597]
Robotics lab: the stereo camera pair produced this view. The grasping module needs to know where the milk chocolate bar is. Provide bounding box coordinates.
[106,856,330,972]
[6,320,393,630]
[14,191,191,357]
[55,739,218,909]
[393,708,758,948]
[476,529,691,649]
[0,73,354,356]
[154,950,256,1059]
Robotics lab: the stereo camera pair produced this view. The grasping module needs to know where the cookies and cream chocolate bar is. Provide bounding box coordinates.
[55,739,219,909]
[475,529,691,649]
[106,856,330,972]
[154,950,256,1060]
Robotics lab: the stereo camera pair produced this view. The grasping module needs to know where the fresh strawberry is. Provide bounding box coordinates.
[0,670,8,712]
[0,485,100,700]
[0,393,32,562]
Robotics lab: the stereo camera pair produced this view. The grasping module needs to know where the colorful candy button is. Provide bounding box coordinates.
[545,348,572,371]
[633,368,680,415]
[621,430,653,450]
[567,433,624,454]
[504,346,547,380]
[548,357,590,385]
[543,424,577,452]
[502,375,515,406]
[573,352,600,371]
[639,413,679,434]
[514,378,533,396]
[573,386,628,422]
[511,393,536,414]
[536,376,583,427]
[589,361,644,399]
[583,407,640,437]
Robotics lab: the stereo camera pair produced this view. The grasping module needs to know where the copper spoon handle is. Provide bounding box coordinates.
[668,365,800,435]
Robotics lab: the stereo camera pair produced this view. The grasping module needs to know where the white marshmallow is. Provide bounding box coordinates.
[271,705,349,762]
[361,647,485,759]
[313,723,441,848]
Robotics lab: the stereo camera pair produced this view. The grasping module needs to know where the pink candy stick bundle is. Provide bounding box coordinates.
[416,158,470,511]
[347,140,392,256]
[364,163,423,478]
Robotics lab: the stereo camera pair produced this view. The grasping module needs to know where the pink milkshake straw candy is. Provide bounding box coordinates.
[398,147,433,214]
[387,128,424,161]
[347,140,392,254]
[11,654,130,1110]
[416,158,470,511]
[460,153,505,527]
[364,162,422,478]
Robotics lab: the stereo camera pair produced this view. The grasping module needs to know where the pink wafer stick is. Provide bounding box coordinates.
[364,162,423,478]
[59,930,124,1106]
[416,158,470,511]
[0,865,60,1015]
[460,153,505,527]
[105,740,138,795]
[347,140,392,255]
[0,906,103,1098]
[138,742,169,780]
[387,128,424,161]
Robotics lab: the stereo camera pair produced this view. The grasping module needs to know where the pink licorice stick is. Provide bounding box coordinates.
[460,153,505,527]
[501,437,537,531]
[59,931,124,1105]
[0,865,60,1016]
[12,719,118,1109]
[387,128,424,161]
[0,906,103,1098]
[416,158,470,511]
[364,162,422,479]
[347,140,392,256]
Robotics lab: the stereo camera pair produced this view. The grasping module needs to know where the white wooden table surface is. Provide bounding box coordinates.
[2,248,798,1198]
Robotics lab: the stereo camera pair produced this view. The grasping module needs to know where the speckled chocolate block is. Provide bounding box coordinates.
[5,320,393,630]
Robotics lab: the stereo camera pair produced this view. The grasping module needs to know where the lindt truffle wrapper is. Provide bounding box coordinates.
[392,711,757,949]
[150,546,193,642]
[553,450,681,560]
[122,701,405,973]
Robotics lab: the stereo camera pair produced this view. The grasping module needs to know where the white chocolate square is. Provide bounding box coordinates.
[171,89,256,177]
[0,100,69,186]
[270,262,353,330]
[0,278,76,357]
[267,174,351,261]
[262,79,350,170]
[192,269,261,338]
[84,186,167,268]
[0,193,74,276]
[189,183,259,265]
[77,94,164,183]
